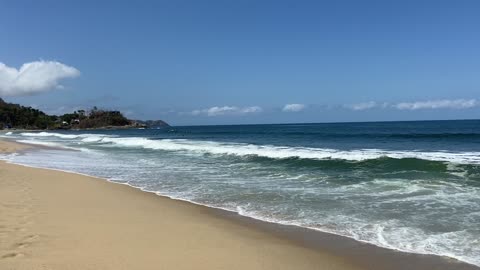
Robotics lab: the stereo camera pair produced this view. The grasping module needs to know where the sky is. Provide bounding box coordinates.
[1,0,479,126]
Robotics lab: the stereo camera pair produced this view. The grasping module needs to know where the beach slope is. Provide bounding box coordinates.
[0,140,359,270]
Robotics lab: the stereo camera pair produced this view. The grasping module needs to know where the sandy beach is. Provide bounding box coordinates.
[0,139,478,270]
[4,1,480,268]
[0,139,361,270]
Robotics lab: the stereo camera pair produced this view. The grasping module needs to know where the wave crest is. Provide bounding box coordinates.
[17,131,480,165]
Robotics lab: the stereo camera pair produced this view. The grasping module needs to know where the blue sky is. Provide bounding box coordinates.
[1,0,479,125]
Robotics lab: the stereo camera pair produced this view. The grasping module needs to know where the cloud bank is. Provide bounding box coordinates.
[394,99,477,110]
[0,60,80,96]
[346,99,477,111]
[282,103,306,112]
[191,106,263,116]
[348,101,377,111]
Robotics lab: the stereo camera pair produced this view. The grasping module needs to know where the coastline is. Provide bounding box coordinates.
[0,140,478,270]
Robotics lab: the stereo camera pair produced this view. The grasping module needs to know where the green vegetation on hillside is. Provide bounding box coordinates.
[67,107,130,129]
[0,98,57,129]
[0,98,167,130]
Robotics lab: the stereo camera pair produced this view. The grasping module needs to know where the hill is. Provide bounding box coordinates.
[0,98,57,129]
[0,99,169,130]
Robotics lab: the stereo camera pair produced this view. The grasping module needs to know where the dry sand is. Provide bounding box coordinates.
[0,140,360,270]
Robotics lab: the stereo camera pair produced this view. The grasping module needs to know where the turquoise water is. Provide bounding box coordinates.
[2,120,480,266]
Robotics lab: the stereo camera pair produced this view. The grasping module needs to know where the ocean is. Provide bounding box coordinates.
[1,120,479,266]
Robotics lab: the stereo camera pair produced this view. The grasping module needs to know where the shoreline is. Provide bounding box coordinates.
[0,139,478,269]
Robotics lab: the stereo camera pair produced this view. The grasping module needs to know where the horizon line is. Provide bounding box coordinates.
[171,118,480,127]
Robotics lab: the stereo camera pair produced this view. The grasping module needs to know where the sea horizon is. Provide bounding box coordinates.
[171,118,480,127]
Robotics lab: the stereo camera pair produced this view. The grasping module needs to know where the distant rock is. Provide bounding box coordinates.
[133,120,170,128]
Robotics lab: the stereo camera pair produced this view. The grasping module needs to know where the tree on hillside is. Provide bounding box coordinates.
[0,98,56,129]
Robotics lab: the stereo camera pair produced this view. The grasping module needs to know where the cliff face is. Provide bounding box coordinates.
[0,99,169,130]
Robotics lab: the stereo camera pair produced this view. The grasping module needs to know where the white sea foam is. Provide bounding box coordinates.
[95,137,480,164]
[17,139,70,148]
[21,132,81,139]
[80,136,107,142]
[16,139,91,152]
[16,132,480,164]
[20,132,113,140]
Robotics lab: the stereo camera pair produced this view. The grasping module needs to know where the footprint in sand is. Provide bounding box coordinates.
[1,252,25,259]
[19,219,34,227]
[22,234,40,243]
[12,242,27,249]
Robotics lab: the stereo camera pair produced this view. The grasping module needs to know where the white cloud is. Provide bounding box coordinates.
[347,101,377,111]
[394,99,477,110]
[282,103,306,112]
[191,106,263,116]
[380,102,390,108]
[240,106,263,114]
[0,60,80,96]
[345,99,478,111]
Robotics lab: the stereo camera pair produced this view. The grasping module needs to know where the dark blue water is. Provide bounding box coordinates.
[2,120,480,266]
[59,119,480,150]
